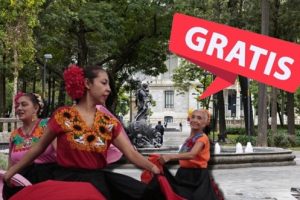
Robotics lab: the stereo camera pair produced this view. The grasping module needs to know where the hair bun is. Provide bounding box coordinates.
[63,64,85,100]
[32,93,44,114]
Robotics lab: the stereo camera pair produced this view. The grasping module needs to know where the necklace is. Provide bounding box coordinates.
[22,119,39,137]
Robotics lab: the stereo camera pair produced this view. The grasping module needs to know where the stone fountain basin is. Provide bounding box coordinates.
[136,146,296,169]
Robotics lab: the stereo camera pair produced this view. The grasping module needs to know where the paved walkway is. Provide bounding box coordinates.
[115,130,300,200]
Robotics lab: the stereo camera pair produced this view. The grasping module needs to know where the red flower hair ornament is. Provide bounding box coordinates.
[14,91,25,109]
[63,64,85,100]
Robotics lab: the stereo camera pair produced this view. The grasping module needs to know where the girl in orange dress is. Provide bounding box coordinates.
[159,109,224,200]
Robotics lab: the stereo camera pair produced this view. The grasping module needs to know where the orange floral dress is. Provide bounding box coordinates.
[47,106,121,169]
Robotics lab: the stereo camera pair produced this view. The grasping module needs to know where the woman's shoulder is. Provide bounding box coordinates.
[196,133,209,142]
[39,118,49,127]
[10,128,20,138]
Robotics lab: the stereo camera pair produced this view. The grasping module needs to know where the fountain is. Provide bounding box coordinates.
[135,144,296,169]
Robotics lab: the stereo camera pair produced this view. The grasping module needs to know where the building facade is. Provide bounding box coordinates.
[125,55,244,128]
[124,54,300,128]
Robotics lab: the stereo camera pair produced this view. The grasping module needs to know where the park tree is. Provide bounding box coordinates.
[0,0,44,116]
[171,0,228,138]
[172,0,263,138]
[33,0,173,113]
[277,0,300,136]
[257,0,270,147]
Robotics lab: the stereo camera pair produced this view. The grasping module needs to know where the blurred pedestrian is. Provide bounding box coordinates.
[155,121,164,145]
[179,122,182,132]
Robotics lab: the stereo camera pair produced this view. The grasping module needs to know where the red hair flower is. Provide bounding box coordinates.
[63,64,85,100]
[14,91,25,109]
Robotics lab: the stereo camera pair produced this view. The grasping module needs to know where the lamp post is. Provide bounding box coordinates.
[42,54,52,99]
[247,78,251,138]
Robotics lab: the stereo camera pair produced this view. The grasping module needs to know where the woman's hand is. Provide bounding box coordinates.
[159,154,171,165]
[3,171,13,186]
[151,165,161,174]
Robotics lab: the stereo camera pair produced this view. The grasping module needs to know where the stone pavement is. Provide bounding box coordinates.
[211,152,300,200]
[113,130,300,200]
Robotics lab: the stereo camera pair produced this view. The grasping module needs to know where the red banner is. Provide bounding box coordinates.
[169,13,300,99]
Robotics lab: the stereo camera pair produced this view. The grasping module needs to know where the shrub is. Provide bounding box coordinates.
[0,153,8,170]
[225,128,246,135]
[234,135,256,146]
[272,133,291,148]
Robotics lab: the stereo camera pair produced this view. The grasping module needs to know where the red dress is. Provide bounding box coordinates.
[47,106,147,199]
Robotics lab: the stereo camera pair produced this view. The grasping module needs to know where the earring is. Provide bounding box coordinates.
[32,114,38,122]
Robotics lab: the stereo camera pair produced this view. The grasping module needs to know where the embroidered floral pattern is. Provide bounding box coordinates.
[11,119,48,152]
[179,133,203,153]
[54,106,117,153]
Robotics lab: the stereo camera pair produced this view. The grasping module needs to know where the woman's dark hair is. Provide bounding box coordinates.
[105,71,117,112]
[84,65,107,82]
[22,93,44,116]
[203,125,211,135]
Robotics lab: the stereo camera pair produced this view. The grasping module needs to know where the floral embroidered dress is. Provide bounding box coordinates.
[47,106,121,169]
[179,133,210,168]
[161,132,222,200]
[10,118,56,165]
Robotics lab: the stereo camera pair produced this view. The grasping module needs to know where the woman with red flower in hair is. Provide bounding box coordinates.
[158,109,224,200]
[3,64,170,200]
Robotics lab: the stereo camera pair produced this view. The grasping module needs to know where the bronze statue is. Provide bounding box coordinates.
[135,83,150,121]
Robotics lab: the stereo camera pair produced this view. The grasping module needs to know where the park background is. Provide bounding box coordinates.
[0,0,300,151]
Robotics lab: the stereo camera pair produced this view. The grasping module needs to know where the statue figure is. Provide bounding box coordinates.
[125,82,162,148]
[135,83,150,121]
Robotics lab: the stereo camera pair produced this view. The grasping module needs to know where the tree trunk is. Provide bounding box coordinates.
[287,92,295,135]
[217,91,226,142]
[277,102,283,127]
[270,87,277,146]
[281,90,285,125]
[45,72,52,116]
[57,79,66,107]
[77,20,88,67]
[51,78,56,113]
[0,66,5,117]
[239,76,254,135]
[33,74,36,93]
[22,79,27,92]
[257,0,270,146]
[270,0,280,141]
[11,48,19,117]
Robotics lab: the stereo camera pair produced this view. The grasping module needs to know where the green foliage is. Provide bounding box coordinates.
[0,153,8,170]
[226,127,247,135]
[269,132,291,148]
[172,60,204,92]
[1,0,45,65]
[1,0,300,118]
[296,130,300,146]
[295,88,300,115]
[266,129,300,148]
[116,87,129,116]
[234,135,256,146]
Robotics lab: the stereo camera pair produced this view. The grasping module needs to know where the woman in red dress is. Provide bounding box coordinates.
[4,64,162,200]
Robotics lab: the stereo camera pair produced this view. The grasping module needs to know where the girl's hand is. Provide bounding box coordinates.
[151,165,161,174]
[3,171,13,187]
[159,154,171,165]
